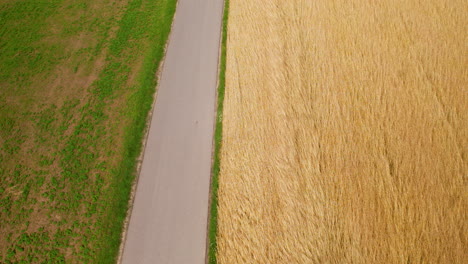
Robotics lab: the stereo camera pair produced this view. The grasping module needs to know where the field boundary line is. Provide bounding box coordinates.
[116,1,180,263]
[206,0,230,263]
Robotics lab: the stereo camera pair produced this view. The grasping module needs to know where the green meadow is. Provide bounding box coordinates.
[0,0,176,262]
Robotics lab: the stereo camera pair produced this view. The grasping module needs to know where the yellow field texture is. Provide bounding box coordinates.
[217,0,467,263]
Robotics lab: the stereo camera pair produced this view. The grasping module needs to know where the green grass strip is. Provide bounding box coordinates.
[101,1,177,262]
[208,0,229,263]
[73,0,177,262]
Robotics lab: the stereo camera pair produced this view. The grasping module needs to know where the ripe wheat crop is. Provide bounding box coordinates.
[217,0,467,263]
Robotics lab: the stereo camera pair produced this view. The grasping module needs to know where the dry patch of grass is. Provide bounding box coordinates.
[217,0,467,263]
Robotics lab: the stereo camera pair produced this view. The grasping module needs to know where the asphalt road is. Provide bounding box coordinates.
[121,0,224,263]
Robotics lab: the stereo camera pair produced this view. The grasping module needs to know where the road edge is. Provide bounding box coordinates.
[115,1,179,263]
[206,1,230,263]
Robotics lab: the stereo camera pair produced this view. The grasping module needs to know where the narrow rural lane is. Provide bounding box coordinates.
[121,1,224,263]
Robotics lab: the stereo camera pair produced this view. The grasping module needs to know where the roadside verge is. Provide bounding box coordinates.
[208,1,229,263]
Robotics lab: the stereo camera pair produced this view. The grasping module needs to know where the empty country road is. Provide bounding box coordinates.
[121,0,224,263]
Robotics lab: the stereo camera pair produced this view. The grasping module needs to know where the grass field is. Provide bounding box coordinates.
[0,0,176,263]
[217,0,467,263]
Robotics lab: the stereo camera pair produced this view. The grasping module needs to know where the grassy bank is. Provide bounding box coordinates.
[0,0,176,263]
[207,0,229,263]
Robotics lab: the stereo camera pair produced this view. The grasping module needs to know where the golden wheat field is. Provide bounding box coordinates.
[216,0,467,263]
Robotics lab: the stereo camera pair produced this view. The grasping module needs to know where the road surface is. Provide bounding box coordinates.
[121,0,224,263]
